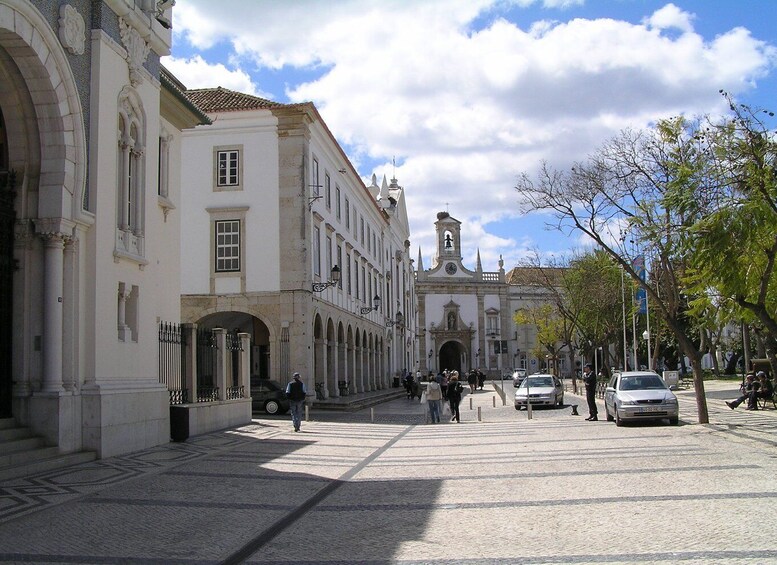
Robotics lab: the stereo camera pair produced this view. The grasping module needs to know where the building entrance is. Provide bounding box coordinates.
[439,341,463,374]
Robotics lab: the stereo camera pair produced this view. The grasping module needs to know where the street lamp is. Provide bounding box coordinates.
[643,329,652,371]
[360,294,381,315]
[312,265,340,292]
[386,311,404,328]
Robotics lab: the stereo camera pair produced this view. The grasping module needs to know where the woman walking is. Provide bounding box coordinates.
[426,374,443,424]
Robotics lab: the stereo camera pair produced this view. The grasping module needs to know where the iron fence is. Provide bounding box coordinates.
[196,327,219,402]
[158,322,187,404]
[226,330,244,399]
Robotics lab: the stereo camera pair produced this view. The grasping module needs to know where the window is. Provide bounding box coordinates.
[337,245,343,289]
[312,158,320,197]
[360,217,364,245]
[212,145,243,191]
[346,253,352,295]
[345,198,350,229]
[326,235,333,279]
[325,173,331,209]
[335,186,341,220]
[215,220,241,272]
[362,265,366,300]
[354,259,359,299]
[116,88,146,261]
[313,226,321,276]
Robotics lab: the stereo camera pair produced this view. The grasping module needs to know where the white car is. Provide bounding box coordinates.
[514,374,564,409]
[512,368,527,387]
[604,371,679,426]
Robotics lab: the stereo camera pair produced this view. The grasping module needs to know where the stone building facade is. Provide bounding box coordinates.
[180,88,416,401]
[1,0,207,459]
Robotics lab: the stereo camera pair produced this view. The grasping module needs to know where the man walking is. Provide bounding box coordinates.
[285,372,307,432]
[582,363,598,421]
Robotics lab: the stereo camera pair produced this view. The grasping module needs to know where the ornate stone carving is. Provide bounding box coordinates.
[119,18,150,86]
[58,4,85,56]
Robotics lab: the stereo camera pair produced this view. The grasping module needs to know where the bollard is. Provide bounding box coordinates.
[305,404,310,422]
[492,396,496,408]
[527,401,532,420]
[477,406,482,422]
[469,397,473,410]
[370,407,374,423]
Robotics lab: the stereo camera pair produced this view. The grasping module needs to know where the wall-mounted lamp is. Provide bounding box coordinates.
[428,349,433,358]
[386,311,404,328]
[312,265,340,292]
[360,295,381,315]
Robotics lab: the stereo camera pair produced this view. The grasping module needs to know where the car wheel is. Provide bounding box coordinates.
[669,416,679,425]
[615,409,623,427]
[264,400,281,415]
[514,405,521,411]
[605,407,614,422]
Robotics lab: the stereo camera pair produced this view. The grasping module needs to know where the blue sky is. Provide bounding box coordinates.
[164,0,777,271]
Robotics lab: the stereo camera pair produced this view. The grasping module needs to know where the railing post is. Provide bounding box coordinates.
[213,328,228,401]
[238,332,250,398]
[182,323,197,404]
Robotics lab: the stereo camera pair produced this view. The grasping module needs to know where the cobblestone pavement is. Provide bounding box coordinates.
[0,381,776,564]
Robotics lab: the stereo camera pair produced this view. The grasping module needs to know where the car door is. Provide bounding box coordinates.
[604,374,618,413]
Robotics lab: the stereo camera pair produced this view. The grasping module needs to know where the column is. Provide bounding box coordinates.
[238,332,251,398]
[182,323,197,404]
[41,233,65,393]
[213,328,228,401]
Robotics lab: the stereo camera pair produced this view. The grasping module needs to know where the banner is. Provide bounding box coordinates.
[632,255,647,314]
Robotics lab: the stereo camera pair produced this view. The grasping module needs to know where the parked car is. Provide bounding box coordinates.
[514,374,564,409]
[251,378,290,415]
[604,371,679,426]
[512,368,527,387]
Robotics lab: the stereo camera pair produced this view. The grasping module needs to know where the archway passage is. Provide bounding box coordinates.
[197,311,272,384]
[439,341,462,374]
[0,107,12,418]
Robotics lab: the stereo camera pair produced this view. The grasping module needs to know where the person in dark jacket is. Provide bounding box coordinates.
[285,372,307,432]
[582,363,598,421]
[447,375,464,423]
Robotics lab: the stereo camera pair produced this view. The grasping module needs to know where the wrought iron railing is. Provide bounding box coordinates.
[158,322,187,405]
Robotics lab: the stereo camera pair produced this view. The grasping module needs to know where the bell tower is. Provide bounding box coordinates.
[433,211,462,268]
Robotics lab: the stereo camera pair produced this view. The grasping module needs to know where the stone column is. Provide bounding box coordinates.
[213,328,228,401]
[238,332,251,398]
[182,323,197,403]
[41,232,65,393]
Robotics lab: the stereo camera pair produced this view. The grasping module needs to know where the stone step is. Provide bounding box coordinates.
[0,420,97,482]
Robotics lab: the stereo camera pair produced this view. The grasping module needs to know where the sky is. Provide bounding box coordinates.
[163,0,777,273]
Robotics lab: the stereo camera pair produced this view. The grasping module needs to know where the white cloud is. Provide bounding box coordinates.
[170,0,776,269]
[162,55,267,97]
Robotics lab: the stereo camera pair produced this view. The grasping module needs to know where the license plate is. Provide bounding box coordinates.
[637,406,661,413]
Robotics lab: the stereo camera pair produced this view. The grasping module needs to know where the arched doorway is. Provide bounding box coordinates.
[439,341,463,374]
[197,311,272,381]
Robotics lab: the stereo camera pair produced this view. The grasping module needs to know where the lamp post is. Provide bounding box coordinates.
[643,330,652,371]
[312,265,340,292]
[386,311,404,328]
[360,294,381,315]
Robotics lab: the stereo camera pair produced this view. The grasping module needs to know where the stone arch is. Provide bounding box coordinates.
[326,317,336,396]
[439,340,465,374]
[313,313,324,395]
[0,2,87,220]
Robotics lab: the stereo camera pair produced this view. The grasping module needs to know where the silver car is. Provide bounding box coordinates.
[514,374,564,409]
[512,368,527,387]
[604,371,679,426]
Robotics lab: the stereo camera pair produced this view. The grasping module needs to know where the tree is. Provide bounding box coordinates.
[516,119,712,423]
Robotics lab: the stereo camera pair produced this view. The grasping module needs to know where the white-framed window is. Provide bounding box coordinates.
[313,226,321,276]
[326,235,333,279]
[335,186,341,220]
[360,217,364,245]
[354,258,359,299]
[345,198,350,230]
[346,253,352,295]
[337,245,343,289]
[312,158,320,197]
[213,145,243,191]
[325,173,331,209]
[215,219,241,272]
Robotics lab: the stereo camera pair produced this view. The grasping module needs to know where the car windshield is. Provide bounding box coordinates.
[523,376,553,387]
[619,375,666,391]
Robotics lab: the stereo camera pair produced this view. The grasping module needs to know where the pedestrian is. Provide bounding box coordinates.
[582,363,598,421]
[477,369,486,390]
[285,372,307,432]
[448,375,464,423]
[467,369,477,393]
[426,374,443,423]
[439,370,449,400]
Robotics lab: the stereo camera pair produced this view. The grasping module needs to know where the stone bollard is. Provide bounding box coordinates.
[370,407,375,423]
[305,404,310,422]
[492,396,496,408]
[469,397,473,410]
[477,406,482,422]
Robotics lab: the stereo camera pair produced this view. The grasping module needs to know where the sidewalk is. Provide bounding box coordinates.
[1,380,776,563]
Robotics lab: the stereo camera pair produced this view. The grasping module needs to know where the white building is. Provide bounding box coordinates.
[1,0,208,465]
[180,88,416,402]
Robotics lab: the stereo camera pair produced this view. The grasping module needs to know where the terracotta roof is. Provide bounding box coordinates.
[184,87,289,113]
[506,266,566,286]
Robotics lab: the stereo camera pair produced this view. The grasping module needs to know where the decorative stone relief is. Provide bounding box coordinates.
[119,18,150,86]
[58,4,86,55]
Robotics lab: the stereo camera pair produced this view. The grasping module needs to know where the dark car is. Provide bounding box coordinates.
[251,378,290,415]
